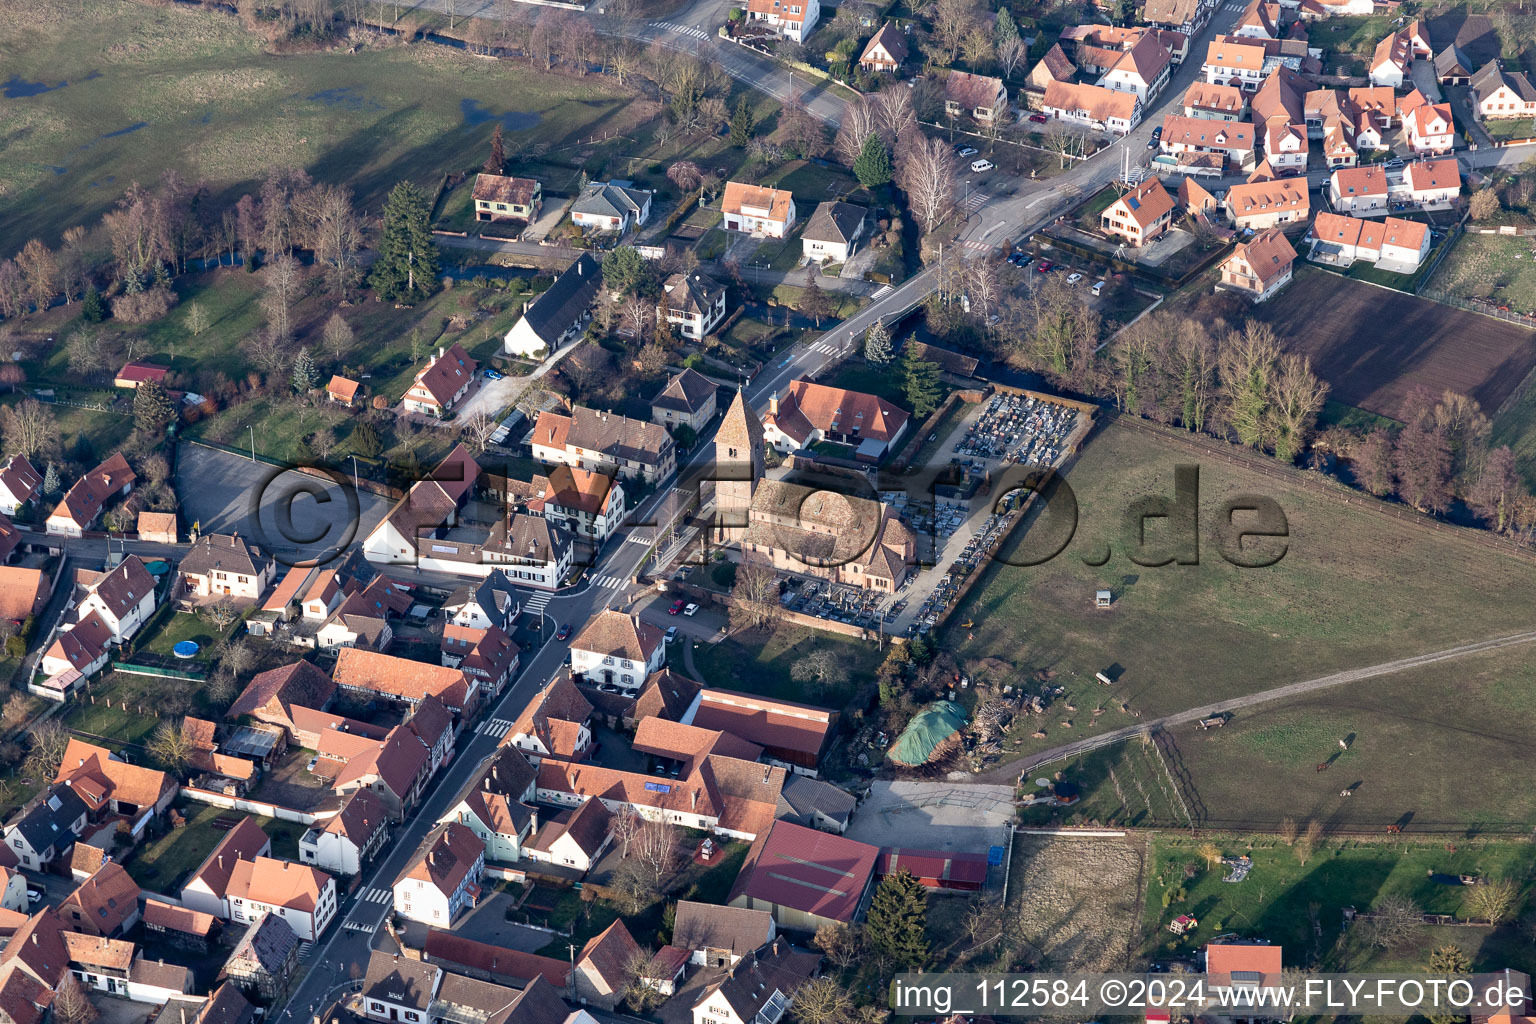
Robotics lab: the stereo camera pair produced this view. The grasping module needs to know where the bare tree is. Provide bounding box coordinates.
[997,35,1027,79]
[874,88,917,145]
[1278,816,1298,846]
[249,327,292,377]
[1,398,60,460]
[962,893,1003,945]
[898,136,956,235]
[835,99,880,168]
[1466,878,1519,924]
[633,816,680,885]
[261,254,304,342]
[66,328,107,377]
[1267,352,1329,463]
[608,803,644,856]
[792,977,853,1024]
[217,637,256,677]
[621,947,666,1012]
[186,301,211,339]
[148,722,196,775]
[23,720,70,784]
[206,599,237,631]
[323,311,354,362]
[667,161,703,193]
[813,923,862,971]
[53,974,98,1024]
[460,411,498,454]
[728,554,782,635]
[1042,120,1088,168]
[791,649,848,697]
[1363,894,1422,950]
[309,428,338,462]
[60,226,89,303]
[309,186,364,300]
[16,239,57,314]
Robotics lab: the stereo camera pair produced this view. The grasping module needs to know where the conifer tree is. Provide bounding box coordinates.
[368,181,440,304]
[865,869,929,969]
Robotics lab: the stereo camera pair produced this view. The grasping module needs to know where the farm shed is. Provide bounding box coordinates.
[876,848,989,891]
[886,701,968,767]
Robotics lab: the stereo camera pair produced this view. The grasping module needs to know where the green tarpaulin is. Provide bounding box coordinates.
[887,700,969,766]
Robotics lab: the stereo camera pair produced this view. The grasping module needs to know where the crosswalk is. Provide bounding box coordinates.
[650,19,708,39]
[477,718,514,739]
[590,574,628,590]
[523,592,551,618]
[343,919,376,934]
[807,340,845,356]
[1220,1,1244,9]
[359,887,392,905]
[960,191,990,214]
[298,941,316,962]
[625,531,653,545]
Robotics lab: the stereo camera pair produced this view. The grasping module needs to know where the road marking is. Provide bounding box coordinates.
[359,887,393,904]
[477,718,514,739]
[592,574,628,590]
[298,941,316,961]
[523,593,551,617]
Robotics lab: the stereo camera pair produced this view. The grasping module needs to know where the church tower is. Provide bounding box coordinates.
[712,388,764,536]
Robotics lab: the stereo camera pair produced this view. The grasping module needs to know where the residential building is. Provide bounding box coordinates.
[142,899,219,951]
[1231,0,1280,38]
[1202,38,1267,90]
[1218,227,1296,302]
[1040,79,1141,134]
[1142,0,1212,37]
[762,378,909,456]
[1329,165,1390,214]
[38,611,113,688]
[58,861,140,937]
[392,823,484,925]
[327,375,361,407]
[1434,45,1474,85]
[569,610,664,692]
[651,368,718,434]
[421,930,570,989]
[857,21,907,73]
[181,818,273,919]
[1100,177,1176,247]
[3,787,88,869]
[180,533,273,600]
[1223,177,1309,230]
[531,404,677,484]
[324,725,434,821]
[1322,121,1359,166]
[136,511,176,544]
[573,920,640,1009]
[721,182,797,238]
[503,674,594,767]
[441,625,519,698]
[472,175,542,223]
[407,695,456,775]
[64,931,195,1004]
[658,271,727,340]
[361,951,443,1023]
[1309,212,1432,271]
[74,555,157,643]
[570,181,653,236]
[800,202,867,264]
[299,788,389,876]
[444,571,520,632]
[223,912,300,1003]
[688,940,820,1024]
[1204,943,1284,1005]
[1369,29,1411,87]
[520,798,612,872]
[728,820,879,930]
[1401,156,1461,204]
[441,747,538,864]
[944,70,1009,124]
[532,466,625,542]
[228,660,336,745]
[0,455,41,515]
[775,774,856,833]
[1470,60,1536,120]
[404,343,478,418]
[1023,43,1075,108]
[686,689,838,776]
[48,453,135,537]
[504,253,601,358]
[333,647,477,715]
[55,737,176,822]
[1348,85,1397,130]
[1262,121,1308,175]
[744,0,820,43]
[1406,101,1455,154]
[225,857,337,941]
[673,900,776,967]
[0,866,26,911]
[1158,115,1256,171]
[1099,31,1173,103]
[1183,81,1245,119]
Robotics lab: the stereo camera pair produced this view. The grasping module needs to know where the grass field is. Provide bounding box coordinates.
[0,0,655,251]
[1143,834,1535,972]
[1490,374,1536,490]
[954,419,1536,829]
[1252,267,1536,421]
[689,623,881,706]
[1429,232,1536,314]
[126,802,304,892]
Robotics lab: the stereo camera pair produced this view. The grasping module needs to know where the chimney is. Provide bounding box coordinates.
[762,765,770,783]
[769,392,779,416]
[427,851,435,868]
[691,789,697,810]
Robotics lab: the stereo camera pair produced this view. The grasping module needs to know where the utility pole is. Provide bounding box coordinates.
[248,425,256,462]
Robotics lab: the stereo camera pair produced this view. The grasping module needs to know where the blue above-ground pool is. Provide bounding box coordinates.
[172,640,200,659]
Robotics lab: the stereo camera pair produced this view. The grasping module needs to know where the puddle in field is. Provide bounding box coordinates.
[459,98,540,132]
[3,76,67,98]
[307,87,383,112]
[102,122,149,138]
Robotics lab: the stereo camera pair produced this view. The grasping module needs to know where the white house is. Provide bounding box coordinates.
[721,182,796,238]
[1263,121,1308,175]
[1202,38,1267,91]
[40,610,113,683]
[569,610,664,692]
[744,0,820,42]
[439,748,538,865]
[225,857,337,942]
[299,788,390,877]
[77,555,158,643]
[1369,30,1411,89]
[403,344,477,418]
[1328,165,1390,215]
[443,570,520,632]
[180,817,273,919]
[570,181,653,236]
[503,254,600,359]
[1098,32,1173,103]
[1470,60,1536,121]
[1309,212,1432,272]
[1406,101,1455,155]
[520,799,612,873]
[3,786,88,870]
[178,533,273,601]
[534,466,627,543]
[800,202,867,264]
[1040,79,1141,134]
[0,455,41,516]
[689,941,819,1024]
[658,271,728,340]
[48,453,135,537]
[391,823,485,926]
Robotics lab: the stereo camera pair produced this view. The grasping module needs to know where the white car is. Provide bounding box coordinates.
[1091,280,1106,297]
[683,603,699,616]
[26,890,43,906]
[970,159,995,172]
[1066,272,1084,286]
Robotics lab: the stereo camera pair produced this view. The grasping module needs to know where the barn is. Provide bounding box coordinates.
[876,848,989,891]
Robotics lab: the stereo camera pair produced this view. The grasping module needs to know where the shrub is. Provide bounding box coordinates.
[111,286,177,324]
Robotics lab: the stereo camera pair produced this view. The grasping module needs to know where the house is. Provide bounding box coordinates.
[193,983,259,1024]
[55,737,176,822]
[1262,121,1308,175]
[472,175,542,223]
[775,774,856,833]
[686,689,838,776]
[1223,177,1309,230]
[631,669,703,727]
[1100,178,1176,247]
[1434,45,1474,85]
[1040,80,1141,135]
[744,0,820,43]
[1099,32,1173,103]
[38,610,113,687]
[504,253,601,359]
[0,866,27,912]
[1328,165,1390,214]
[1351,86,1399,129]
[857,22,907,73]
[1159,115,1256,171]
[944,70,1008,124]
[392,823,484,925]
[877,848,988,890]
[532,466,625,542]
[407,695,456,774]
[1205,943,1284,1006]
[1406,101,1455,154]
[1231,0,1280,38]
[64,932,195,1004]
[531,404,677,484]
[1183,81,1245,119]
[360,951,442,1023]
[0,567,48,622]
[573,920,640,1009]
[688,939,820,1024]
[1400,157,1459,206]
[404,343,478,418]
[1203,38,1267,90]
[114,362,169,390]
[421,930,570,989]
[763,378,908,456]
[334,647,476,715]
[1369,29,1411,88]
[1179,176,1221,223]
[569,609,664,692]
[440,747,538,864]
[326,375,361,407]
[443,571,519,632]
[800,202,867,265]
[180,533,273,600]
[721,182,797,239]
[299,787,389,876]
[520,797,612,872]
[48,452,135,537]
[503,674,594,767]
[0,455,41,515]
[223,912,300,1003]
[1309,212,1431,271]
[135,510,176,544]
[441,625,519,698]
[228,660,336,744]
[58,861,140,937]
[181,817,273,919]
[1023,44,1075,108]
[673,900,776,967]
[651,368,718,434]
[324,725,434,821]
[225,856,337,941]
[728,820,879,930]
[1322,120,1359,166]
[142,899,219,951]
[570,181,653,236]
[316,573,413,647]
[641,947,689,998]
[1142,0,1212,37]
[3,786,88,869]
[658,271,727,340]
[74,555,157,642]
[1218,227,1296,302]
[1471,60,1536,125]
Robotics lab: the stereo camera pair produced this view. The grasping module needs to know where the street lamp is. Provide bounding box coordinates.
[247,425,256,463]
[349,454,361,494]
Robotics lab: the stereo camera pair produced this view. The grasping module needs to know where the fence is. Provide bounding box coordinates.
[179,786,321,824]
[112,661,207,681]
[1412,218,1464,295]
[1417,287,1536,328]
[1036,228,1233,289]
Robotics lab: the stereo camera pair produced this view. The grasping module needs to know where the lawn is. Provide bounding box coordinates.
[0,0,657,252]
[689,623,882,706]
[62,677,165,747]
[903,398,978,469]
[136,611,231,664]
[1483,118,1536,140]
[0,396,129,474]
[1427,231,1536,314]
[823,361,920,410]
[760,160,863,206]
[954,418,1536,829]
[1074,184,1121,232]
[1491,374,1536,491]
[126,803,305,893]
[1143,834,1535,971]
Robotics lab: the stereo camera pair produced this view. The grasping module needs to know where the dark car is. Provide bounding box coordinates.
[555,624,572,641]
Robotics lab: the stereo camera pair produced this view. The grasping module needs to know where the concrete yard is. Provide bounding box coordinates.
[845,780,1015,853]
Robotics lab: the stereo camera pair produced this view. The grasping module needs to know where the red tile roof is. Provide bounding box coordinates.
[423,929,570,987]
[0,567,47,621]
[576,920,640,991]
[52,453,135,530]
[408,344,478,409]
[730,821,878,923]
[143,898,217,938]
[333,648,472,711]
[55,738,174,815]
[768,378,909,447]
[397,822,483,897]
[58,861,140,935]
[187,817,271,899]
[226,857,331,914]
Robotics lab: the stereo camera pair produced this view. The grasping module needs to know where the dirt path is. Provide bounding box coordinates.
[974,628,1536,784]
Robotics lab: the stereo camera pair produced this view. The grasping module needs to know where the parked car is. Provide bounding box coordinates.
[1017,254,1034,268]
[970,158,995,172]
[1036,261,1053,273]
[1028,113,1049,124]
[26,890,43,906]
[305,757,319,773]
[1147,134,1159,149]
[955,144,978,157]
[1066,272,1084,285]
[665,625,679,643]
[483,367,505,380]
[555,623,572,641]
[1091,280,1106,297]
[683,603,699,616]
[668,598,686,615]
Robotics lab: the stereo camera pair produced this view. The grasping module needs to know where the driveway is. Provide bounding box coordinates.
[454,373,527,423]
[444,890,559,953]
[844,780,1015,853]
